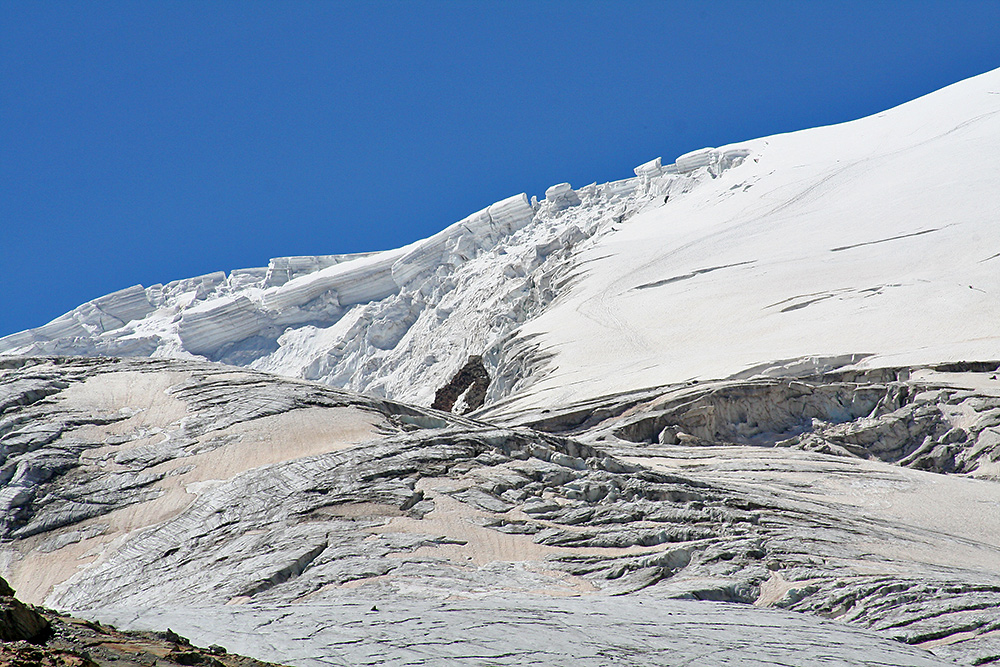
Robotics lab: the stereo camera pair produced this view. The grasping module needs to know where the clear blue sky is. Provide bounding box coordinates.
[2,1,999,336]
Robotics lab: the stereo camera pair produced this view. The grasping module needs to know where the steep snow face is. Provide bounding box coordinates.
[3,68,999,410]
[494,68,1000,414]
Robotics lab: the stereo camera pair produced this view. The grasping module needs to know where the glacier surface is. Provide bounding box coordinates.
[3,67,1000,667]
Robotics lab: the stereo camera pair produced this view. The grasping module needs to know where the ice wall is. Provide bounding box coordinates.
[0,285,153,352]
[0,145,747,408]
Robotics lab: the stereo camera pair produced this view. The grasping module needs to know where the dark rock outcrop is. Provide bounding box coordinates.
[0,577,286,667]
[431,355,490,414]
[0,577,49,643]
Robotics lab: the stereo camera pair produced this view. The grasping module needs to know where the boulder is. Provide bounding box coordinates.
[0,577,49,643]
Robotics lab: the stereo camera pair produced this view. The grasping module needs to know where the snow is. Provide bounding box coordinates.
[633,156,662,177]
[500,67,1000,413]
[674,147,715,172]
[178,295,265,355]
[2,67,999,412]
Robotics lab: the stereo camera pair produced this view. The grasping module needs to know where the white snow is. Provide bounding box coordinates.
[674,147,716,173]
[3,67,999,412]
[499,67,1000,413]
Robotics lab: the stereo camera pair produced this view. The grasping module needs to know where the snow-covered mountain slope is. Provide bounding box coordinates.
[502,67,1000,415]
[3,68,999,416]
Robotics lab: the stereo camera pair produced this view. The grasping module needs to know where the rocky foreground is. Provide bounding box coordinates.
[1,355,999,664]
[1,575,284,667]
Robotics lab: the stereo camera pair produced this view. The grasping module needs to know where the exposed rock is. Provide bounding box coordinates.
[0,577,49,643]
[431,355,490,414]
[0,573,284,666]
[4,609,286,667]
[0,641,97,667]
[0,602,49,644]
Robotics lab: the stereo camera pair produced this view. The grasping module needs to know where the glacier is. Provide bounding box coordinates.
[2,68,1000,666]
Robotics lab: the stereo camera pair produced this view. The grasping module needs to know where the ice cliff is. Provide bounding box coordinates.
[0,146,753,407]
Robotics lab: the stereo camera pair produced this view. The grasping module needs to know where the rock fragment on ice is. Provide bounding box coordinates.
[432,355,491,414]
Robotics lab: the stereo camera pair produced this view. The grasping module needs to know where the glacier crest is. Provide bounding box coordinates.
[0,152,742,408]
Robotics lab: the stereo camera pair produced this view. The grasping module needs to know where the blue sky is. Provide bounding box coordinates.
[2,1,999,337]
